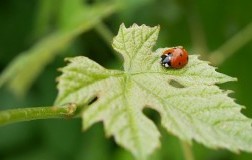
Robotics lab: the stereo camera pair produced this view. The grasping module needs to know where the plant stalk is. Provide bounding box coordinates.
[180,141,195,160]
[209,22,252,65]
[0,103,78,127]
[94,22,114,47]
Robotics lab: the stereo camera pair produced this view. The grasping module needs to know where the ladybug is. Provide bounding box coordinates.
[160,46,189,69]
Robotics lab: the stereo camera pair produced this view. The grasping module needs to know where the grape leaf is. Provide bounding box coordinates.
[55,24,252,160]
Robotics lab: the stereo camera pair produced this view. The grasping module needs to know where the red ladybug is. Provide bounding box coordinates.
[160,46,188,69]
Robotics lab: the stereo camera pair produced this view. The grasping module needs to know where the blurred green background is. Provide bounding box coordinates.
[0,0,252,159]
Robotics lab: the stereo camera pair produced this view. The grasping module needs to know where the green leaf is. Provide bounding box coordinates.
[55,24,252,160]
[0,1,118,96]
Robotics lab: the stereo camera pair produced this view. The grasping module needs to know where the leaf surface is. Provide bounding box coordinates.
[56,24,252,160]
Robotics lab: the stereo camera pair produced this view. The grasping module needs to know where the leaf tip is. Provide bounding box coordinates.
[64,57,73,62]
[57,67,63,72]
[119,23,126,30]
[55,77,60,83]
[154,24,160,31]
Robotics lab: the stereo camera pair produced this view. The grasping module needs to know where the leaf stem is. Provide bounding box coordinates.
[180,141,195,160]
[94,21,114,47]
[209,22,252,65]
[0,103,78,127]
[94,21,122,60]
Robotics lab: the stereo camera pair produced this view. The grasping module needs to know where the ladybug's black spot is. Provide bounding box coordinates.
[180,53,183,57]
[179,62,181,65]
